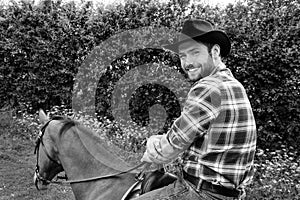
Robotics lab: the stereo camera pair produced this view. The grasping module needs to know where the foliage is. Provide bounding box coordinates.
[222,0,300,151]
[247,147,300,199]
[0,0,299,157]
[0,0,94,110]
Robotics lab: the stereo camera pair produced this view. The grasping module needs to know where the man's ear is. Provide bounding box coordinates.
[211,44,221,58]
[39,109,49,124]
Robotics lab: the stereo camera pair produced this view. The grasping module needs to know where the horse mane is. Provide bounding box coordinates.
[74,123,135,171]
[50,115,78,136]
[50,115,134,171]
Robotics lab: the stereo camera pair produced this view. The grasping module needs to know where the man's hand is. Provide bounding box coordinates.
[141,133,179,165]
[141,135,165,164]
[141,150,152,163]
[141,135,162,162]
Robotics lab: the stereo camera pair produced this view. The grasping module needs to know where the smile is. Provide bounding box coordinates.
[187,68,199,73]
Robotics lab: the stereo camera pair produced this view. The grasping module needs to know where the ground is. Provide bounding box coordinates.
[0,132,74,200]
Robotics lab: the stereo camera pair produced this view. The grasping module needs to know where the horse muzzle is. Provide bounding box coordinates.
[34,171,49,190]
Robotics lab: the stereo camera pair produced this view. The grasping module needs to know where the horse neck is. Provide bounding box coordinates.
[52,122,136,200]
[55,123,132,178]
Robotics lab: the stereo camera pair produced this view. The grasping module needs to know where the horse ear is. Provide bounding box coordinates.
[39,109,49,124]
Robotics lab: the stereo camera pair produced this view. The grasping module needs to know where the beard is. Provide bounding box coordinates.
[188,69,202,81]
[184,63,203,82]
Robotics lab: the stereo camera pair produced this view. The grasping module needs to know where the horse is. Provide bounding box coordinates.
[33,109,177,200]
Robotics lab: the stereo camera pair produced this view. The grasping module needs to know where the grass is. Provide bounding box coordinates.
[0,114,74,200]
[1,107,299,199]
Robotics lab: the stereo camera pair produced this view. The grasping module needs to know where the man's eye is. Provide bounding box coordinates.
[193,51,200,55]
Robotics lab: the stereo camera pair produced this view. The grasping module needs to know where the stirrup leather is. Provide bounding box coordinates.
[121,169,178,200]
[140,169,178,194]
[121,181,142,200]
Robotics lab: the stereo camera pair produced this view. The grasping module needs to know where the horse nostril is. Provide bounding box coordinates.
[39,183,49,190]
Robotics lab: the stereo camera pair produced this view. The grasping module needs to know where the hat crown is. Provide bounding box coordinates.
[180,20,214,40]
[163,19,231,57]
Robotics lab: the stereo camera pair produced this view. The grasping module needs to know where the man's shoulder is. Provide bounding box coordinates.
[193,71,244,93]
[193,75,223,89]
[190,77,221,95]
[210,69,243,87]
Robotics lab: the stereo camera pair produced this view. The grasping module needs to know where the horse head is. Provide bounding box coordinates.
[33,109,64,190]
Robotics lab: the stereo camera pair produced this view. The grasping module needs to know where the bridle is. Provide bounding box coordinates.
[34,119,149,189]
[34,120,64,189]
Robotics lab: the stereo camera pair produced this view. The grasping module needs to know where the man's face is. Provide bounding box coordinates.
[178,40,215,82]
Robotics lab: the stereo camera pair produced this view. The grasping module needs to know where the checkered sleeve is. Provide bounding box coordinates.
[167,81,221,151]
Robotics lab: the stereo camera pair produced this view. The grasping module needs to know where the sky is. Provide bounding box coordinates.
[0,0,238,7]
[77,0,238,7]
[96,0,237,4]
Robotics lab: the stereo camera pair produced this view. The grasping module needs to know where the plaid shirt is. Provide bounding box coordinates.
[161,68,257,190]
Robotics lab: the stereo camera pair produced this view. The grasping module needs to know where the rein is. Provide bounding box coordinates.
[34,119,149,188]
[35,162,146,186]
[64,162,145,185]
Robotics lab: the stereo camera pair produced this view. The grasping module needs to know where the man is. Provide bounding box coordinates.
[135,19,257,200]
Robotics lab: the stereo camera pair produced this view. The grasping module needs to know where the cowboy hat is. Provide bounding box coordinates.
[164,19,231,57]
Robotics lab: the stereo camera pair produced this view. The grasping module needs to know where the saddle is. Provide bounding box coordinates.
[121,169,178,200]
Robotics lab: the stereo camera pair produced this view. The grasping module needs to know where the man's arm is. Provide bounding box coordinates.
[142,81,221,164]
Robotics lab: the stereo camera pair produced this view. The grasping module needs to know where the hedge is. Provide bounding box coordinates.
[0,0,299,151]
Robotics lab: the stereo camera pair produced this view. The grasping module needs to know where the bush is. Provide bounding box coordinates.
[0,0,299,155]
[222,0,300,151]
[246,148,300,199]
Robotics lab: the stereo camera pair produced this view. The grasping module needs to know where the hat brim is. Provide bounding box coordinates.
[163,30,231,57]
